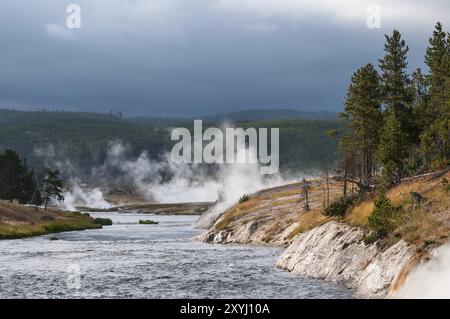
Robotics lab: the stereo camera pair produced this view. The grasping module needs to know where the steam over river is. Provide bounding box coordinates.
[0,213,353,298]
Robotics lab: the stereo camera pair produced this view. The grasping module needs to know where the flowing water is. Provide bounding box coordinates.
[0,213,354,298]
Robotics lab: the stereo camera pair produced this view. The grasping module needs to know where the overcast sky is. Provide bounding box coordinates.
[0,0,449,117]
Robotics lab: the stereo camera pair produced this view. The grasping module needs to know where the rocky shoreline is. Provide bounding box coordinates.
[195,220,415,298]
[276,222,414,298]
[193,174,450,298]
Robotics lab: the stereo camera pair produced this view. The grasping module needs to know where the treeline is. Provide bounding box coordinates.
[339,22,450,189]
[0,149,64,209]
[0,110,344,177]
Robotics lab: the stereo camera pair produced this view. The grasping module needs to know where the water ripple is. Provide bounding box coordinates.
[0,213,354,299]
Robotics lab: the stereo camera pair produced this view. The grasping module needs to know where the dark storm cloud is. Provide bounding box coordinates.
[0,0,449,116]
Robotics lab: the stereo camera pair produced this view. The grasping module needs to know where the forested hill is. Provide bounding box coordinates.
[0,109,123,124]
[199,109,339,122]
[0,109,344,178]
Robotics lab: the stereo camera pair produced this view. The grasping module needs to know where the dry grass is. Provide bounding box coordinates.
[213,179,350,240]
[214,208,241,230]
[387,180,424,206]
[345,172,450,247]
[287,209,328,240]
[212,172,450,249]
[214,198,261,230]
[259,188,301,200]
[393,210,450,246]
[345,201,374,227]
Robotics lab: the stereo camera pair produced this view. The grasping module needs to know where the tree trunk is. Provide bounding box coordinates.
[321,183,326,208]
[326,175,330,206]
[343,166,348,198]
[324,159,330,206]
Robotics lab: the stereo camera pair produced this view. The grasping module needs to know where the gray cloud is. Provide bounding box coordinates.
[0,0,448,116]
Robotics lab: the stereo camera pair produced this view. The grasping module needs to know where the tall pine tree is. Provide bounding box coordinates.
[410,68,429,131]
[0,149,37,203]
[420,22,450,168]
[377,30,415,183]
[425,22,449,117]
[341,64,382,188]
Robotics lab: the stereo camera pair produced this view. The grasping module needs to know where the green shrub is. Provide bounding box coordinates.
[239,194,250,203]
[365,190,396,244]
[93,217,113,226]
[139,220,159,225]
[322,194,359,217]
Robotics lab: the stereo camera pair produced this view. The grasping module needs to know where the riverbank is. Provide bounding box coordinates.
[0,201,102,239]
[79,201,215,215]
[195,171,450,298]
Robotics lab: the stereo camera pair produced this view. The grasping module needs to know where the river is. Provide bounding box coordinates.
[0,212,354,298]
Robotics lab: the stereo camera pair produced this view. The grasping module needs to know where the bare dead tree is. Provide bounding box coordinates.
[302,178,311,211]
[321,182,326,208]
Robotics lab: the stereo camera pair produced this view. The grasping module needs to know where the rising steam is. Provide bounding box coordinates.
[100,142,287,227]
[53,179,111,211]
[193,148,286,229]
[38,141,289,220]
[100,142,222,203]
[396,243,450,298]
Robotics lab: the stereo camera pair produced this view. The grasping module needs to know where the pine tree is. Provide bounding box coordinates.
[379,30,412,119]
[378,114,409,184]
[341,64,382,188]
[42,169,65,210]
[404,68,430,172]
[411,68,429,128]
[420,116,450,169]
[425,22,449,118]
[0,149,37,203]
[419,22,450,168]
[17,169,37,204]
[378,30,415,183]
[367,189,395,243]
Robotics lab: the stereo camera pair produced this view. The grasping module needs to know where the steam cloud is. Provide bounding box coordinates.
[55,179,111,211]
[193,148,286,229]
[396,243,450,298]
[101,142,287,228]
[100,142,222,203]
[38,142,289,220]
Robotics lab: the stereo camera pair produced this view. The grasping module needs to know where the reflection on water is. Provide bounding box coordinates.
[0,213,354,299]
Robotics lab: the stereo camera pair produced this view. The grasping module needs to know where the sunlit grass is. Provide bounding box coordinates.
[287,209,328,240]
[0,201,101,239]
[345,201,374,227]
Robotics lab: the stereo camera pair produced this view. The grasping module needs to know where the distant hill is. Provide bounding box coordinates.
[0,109,344,178]
[200,109,339,122]
[0,109,172,177]
[0,109,123,124]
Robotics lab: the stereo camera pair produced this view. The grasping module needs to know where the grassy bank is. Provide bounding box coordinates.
[84,201,215,215]
[0,201,102,240]
[208,171,450,251]
[344,172,450,249]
